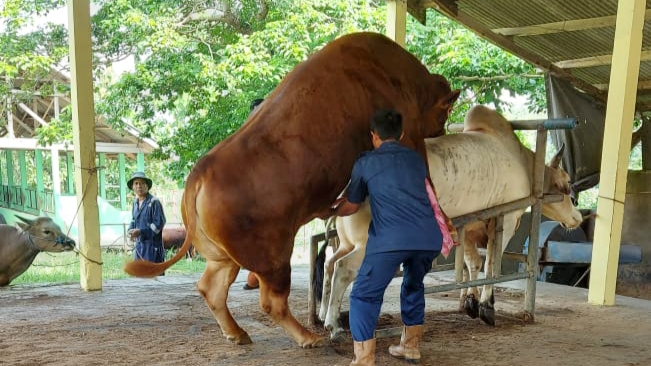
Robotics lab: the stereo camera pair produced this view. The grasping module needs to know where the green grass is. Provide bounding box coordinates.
[10,219,324,286]
[10,250,207,286]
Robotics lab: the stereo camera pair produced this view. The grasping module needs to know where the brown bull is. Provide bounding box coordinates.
[125,32,459,348]
[0,216,76,286]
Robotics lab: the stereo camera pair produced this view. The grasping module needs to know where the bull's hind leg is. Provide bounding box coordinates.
[258,263,326,348]
[197,258,251,344]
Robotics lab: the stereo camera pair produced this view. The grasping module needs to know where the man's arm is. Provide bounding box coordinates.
[331,197,361,217]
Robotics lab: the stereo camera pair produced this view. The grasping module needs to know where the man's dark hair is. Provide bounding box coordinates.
[250,98,264,111]
[371,109,403,140]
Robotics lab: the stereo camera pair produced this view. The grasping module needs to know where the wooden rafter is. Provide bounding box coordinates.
[493,9,651,37]
[555,50,651,69]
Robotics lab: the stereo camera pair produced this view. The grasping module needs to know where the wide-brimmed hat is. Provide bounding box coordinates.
[127,171,153,190]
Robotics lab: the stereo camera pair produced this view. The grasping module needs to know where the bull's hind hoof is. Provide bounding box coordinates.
[479,303,495,326]
[227,332,252,345]
[464,294,479,319]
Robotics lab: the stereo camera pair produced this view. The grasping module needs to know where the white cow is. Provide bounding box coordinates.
[318,105,583,340]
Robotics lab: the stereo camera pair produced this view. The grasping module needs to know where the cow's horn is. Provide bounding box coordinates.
[550,143,565,168]
[15,215,34,226]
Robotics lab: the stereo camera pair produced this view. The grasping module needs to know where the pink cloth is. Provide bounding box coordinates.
[425,178,458,258]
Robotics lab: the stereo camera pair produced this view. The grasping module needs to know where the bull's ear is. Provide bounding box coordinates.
[448,89,461,105]
[16,215,34,226]
[16,221,28,230]
[550,143,565,168]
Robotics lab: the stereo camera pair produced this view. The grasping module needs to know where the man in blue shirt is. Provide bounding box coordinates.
[332,109,442,365]
[127,171,167,265]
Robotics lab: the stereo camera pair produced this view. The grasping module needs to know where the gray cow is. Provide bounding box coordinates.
[0,216,76,286]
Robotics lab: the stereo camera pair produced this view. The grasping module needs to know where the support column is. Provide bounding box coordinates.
[589,0,645,305]
[68,0,102,291]
[386,0,407,47]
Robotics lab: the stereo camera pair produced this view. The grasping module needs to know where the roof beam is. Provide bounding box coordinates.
[595,79,651,91]
[493,9,651,37]
[555,50,651,69]
[17,102,49,126]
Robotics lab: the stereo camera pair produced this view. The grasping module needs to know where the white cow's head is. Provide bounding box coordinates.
[542,145,582,229]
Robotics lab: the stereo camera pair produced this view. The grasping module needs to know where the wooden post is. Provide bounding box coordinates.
[524,127,546,320]
[589,0,645,305]
[386,0,407,47]
[68,0,102,291]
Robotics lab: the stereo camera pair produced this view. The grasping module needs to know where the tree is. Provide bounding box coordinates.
[1,0,544,184]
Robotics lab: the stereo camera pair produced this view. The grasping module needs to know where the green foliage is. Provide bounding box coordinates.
[0,0,69,123]
[406,10,544,122]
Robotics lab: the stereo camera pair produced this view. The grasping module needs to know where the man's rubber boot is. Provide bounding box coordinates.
[350,338,376,366]
[388,325,423,363]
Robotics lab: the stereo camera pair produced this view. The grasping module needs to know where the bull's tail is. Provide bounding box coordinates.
[124,190,195,278]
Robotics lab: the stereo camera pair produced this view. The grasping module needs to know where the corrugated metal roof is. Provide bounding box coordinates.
[416,0,651,112]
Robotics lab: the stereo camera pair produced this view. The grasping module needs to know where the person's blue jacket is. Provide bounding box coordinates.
[129,193,166,262]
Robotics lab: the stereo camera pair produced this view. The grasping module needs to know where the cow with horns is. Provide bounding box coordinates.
[0,216,76,286]
[124,31,460,348]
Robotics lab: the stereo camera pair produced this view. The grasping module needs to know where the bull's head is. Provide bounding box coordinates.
[16,216,76,252]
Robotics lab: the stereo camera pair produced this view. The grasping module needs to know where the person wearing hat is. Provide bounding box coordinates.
[127,171,167,265]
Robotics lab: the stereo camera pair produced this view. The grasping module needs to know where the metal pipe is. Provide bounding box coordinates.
[447,118,577,133]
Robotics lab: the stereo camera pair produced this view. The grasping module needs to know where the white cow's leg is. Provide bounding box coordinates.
[478,219,496,325]
[458,266,469,313]
[324,245,365,341]
[461,221,486,319]
[478,215,519,326]
[319,240,348,322]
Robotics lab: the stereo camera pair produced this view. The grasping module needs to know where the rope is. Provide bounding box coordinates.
[66,165,104,266]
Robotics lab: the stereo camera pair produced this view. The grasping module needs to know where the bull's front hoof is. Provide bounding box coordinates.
[479,303,495,326]
[226,332,252,345]
[464,294,479,319]
[300,335,327,349]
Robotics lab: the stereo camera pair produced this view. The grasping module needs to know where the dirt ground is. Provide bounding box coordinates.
[2,264,651,366]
